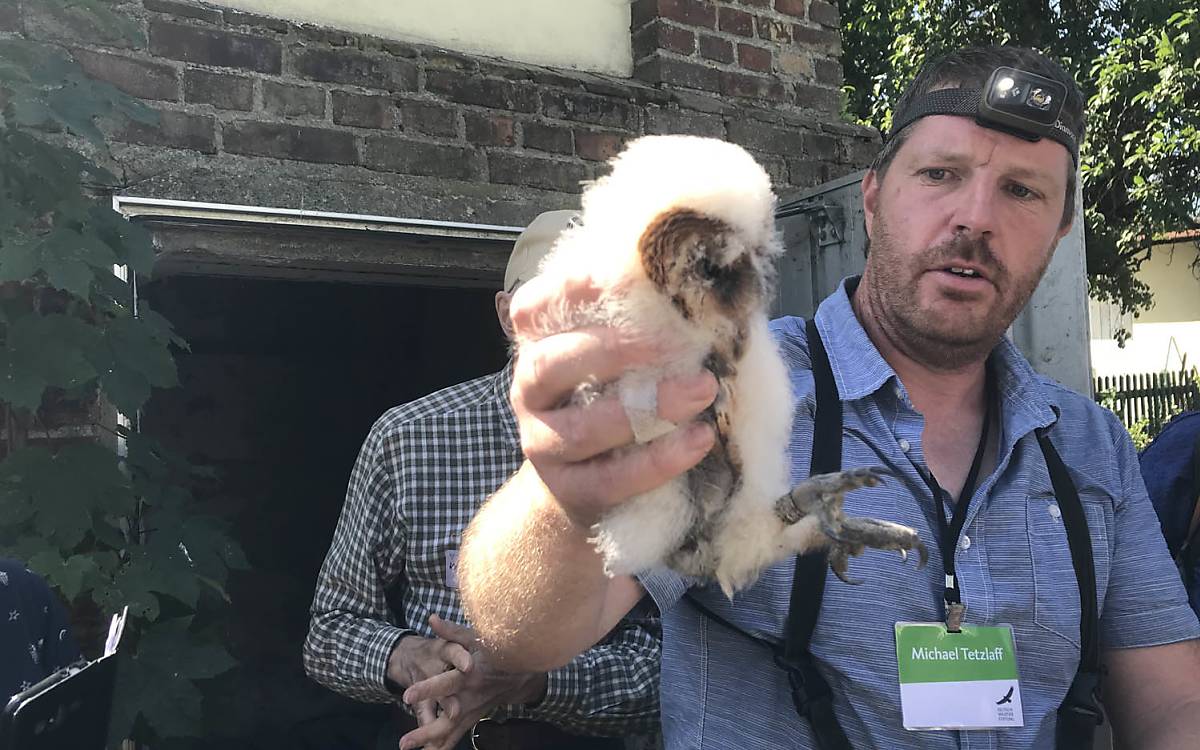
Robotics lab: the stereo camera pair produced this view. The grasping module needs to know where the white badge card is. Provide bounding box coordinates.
[895,622,1024,730]
[445,548,459,589]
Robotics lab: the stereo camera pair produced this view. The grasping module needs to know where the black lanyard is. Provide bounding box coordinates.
[919,370,994,631]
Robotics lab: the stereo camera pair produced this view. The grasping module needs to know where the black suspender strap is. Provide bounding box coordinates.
[773,319,854,750]
[1037,430,1104,748]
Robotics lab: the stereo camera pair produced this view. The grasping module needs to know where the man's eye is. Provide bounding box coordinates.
[922,168,948,181]
[1008,183,1035,199]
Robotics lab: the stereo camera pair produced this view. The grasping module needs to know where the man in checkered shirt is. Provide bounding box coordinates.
[303,211,660,750]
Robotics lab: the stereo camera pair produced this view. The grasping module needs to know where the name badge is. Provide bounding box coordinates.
[895,622,1024,730]
[445,549,459,589]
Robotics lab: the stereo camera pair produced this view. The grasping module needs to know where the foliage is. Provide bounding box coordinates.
[0,1,244,743]
[840,0,1200,340]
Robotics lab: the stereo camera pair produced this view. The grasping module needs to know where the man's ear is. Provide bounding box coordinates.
[862,169,879,241]
[495,291,514,341]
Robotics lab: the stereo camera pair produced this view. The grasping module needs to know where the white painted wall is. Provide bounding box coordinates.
[212,0,633,76]
[1090,240,1200,376]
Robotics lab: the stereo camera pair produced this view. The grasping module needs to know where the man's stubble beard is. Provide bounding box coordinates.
[859,213,1054,372]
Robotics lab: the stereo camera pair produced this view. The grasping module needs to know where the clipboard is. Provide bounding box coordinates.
[0,607,126,750]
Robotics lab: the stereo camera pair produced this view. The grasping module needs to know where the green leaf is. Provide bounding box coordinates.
[106,315,179,387]
[111,647,205,740]
[28,551,100,601]
[0,313,101,410]
[0,443,134,549]
[137,617,238,680]
[111,543,200,614]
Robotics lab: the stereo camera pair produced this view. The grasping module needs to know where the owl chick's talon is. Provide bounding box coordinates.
[774,468,927,584]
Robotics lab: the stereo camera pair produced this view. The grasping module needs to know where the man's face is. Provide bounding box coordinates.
[859,115,1074,369]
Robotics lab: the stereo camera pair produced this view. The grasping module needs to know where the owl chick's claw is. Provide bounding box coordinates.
[773,467,927,585]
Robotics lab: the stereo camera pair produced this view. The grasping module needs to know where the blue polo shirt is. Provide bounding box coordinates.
[641,279,1200,749]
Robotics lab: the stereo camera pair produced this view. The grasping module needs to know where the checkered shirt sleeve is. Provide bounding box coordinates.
[302,366,660,734]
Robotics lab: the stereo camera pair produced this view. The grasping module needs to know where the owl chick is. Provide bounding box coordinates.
[520,135,926,596]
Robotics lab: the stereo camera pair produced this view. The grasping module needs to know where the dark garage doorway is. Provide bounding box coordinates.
[141,273,508,748]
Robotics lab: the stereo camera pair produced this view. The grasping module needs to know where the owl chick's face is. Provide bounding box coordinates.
[638,208,768,331]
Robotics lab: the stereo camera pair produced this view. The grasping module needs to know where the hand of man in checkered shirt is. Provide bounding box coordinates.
[396,615,547,750]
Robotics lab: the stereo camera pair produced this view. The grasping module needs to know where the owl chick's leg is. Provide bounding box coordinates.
[774,468,927,584]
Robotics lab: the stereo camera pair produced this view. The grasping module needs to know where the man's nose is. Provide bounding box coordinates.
[950,177,997,240]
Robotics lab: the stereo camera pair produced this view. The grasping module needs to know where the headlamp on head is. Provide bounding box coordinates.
[887,65,1078,165]
[978,66,1067,141]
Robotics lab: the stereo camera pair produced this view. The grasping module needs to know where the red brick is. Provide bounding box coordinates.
[808,0,841,28]
[644,106,725,138]
[792,24,841,50]
[814,56,843,85]
[727,118,804,155]
[144,0,223,24]
[655,0,717,29]
[774,0,807,18]
[73,49,178,101]
[794,82,841,112]
[402,102,459,137]
[223,121,356,163]
[719,7,755,37]
[263,81,325,118]
[630,0,660,29]
[332,91,393,129]
[149,19,281,73]
[425,51,478,73]
[293,47,416,92]
[634,57,722,92]
[363,136,482,179]
[803,130,840,159]
[720,71,785,101]
[524,122,574,154]
[633,20,696,59]
[575,130,624,162]
[738,44,772,73]
[118,109,215,153]
[184,69,253,110]
[699,35,734,63]
[488,152,588,193]
[464,112,514,146]
[426,70,537,112]
[541,90,636,130]
[757,18,793,43]
[295,24,356,47]
[24,2,138,48]
[223,9,290,32]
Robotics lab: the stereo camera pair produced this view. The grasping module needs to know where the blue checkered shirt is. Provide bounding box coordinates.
[641,279,1200,749]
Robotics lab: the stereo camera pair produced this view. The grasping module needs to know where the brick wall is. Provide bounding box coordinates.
[4,0,879,226]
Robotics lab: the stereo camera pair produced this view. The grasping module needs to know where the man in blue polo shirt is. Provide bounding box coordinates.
[1141,411,1200,615]
[451,45,1200,749]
